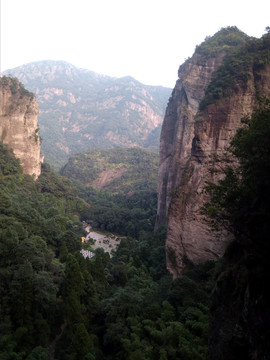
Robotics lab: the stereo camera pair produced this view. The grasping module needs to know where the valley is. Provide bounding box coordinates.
[4,60,171,168]
[0,26,270,360]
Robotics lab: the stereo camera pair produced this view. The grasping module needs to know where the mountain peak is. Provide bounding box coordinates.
[4,61,172,168]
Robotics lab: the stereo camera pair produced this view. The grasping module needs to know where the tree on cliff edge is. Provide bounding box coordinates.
[205,98,270,242]
[206,99,270,360]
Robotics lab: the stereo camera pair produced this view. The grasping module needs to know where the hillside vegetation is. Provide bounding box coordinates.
[1,27,269,360]
[60,147,159,237]
[60,147,159,193]
[0,141,216,360]
[199,28,270,110]
[4,61,171,168]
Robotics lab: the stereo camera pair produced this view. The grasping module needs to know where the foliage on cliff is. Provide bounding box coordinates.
[195,26,249,59]
[199,28,270,110]
[204,100,270,359]
[204,99,270,236]
[0,76,34,100]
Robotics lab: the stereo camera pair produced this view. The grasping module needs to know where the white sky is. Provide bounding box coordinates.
[1,0,269,88]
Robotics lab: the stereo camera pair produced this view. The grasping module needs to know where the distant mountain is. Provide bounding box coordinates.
[60,146,159,195]
[4,61,171,168]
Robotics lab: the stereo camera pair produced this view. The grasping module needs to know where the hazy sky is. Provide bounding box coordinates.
[1,0,269,88]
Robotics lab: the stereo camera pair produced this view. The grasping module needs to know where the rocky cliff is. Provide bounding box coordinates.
[0,76,42,178]
[4,61,171,168]
[156,27,270,277]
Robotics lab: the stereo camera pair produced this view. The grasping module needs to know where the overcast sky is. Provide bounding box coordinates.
[1,0,269,88]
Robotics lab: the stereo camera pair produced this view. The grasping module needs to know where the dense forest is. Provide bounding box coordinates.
[0,97,270,360]
[1,97,270,358]
[1,26,269,360]
[61,147,159,237]
[0,141,218,359]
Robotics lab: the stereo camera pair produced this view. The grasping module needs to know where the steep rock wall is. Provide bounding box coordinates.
[156,53,225,228]
[0,77,42,178]
[156,53,270,277]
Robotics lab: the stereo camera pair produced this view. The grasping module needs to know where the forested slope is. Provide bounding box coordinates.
[4,61,171,168]
[0,141,217,359]
[60,147,159,194]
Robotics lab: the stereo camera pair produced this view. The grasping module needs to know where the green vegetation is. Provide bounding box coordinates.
[0,76,34,99]
[199,29,270,110]
[80,188,158,238]
[5,61,171,169]
[195,26,249,59]
[203,98,270,236]
[204,99,270,359]
[61,147,159,193]
[0,143,86,359]
[1,27,269,360]
[60,147,159,237]
[0,141,216,359]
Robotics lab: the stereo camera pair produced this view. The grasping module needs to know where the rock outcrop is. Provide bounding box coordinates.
[0,76,42,178]
[4,60,171,168]
[156,28,270,277]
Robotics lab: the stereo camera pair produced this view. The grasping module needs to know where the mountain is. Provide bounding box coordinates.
[156,25,270,359]
[60,146,159,195]
[0,76,43,178]
[155,27,270,277]
[4,61,172,168]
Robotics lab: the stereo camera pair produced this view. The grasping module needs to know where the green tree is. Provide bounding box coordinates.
[204,99,270,240]
[205,100,270,360]
[69,323,94,359]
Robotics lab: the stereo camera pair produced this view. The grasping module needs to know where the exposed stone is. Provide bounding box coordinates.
[4,60,171,168]
[156,47,270,277]
[90,168,128,189]
[0,77,43,179]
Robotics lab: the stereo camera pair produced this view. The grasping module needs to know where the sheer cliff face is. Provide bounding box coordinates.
[156,51,270,277]
[0,77,42,179]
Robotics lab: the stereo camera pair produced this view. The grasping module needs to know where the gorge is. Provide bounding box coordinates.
[0,26,269,360]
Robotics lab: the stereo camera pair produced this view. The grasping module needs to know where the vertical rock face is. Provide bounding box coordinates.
[156,29,270,278]
[0,77,42,179]
[156,53,226,229]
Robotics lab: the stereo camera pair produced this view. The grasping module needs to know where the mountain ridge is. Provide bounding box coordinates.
[3,60,172,168]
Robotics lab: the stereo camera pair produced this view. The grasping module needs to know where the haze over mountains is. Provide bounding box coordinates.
[1,25,270,359]
[4,61,172,168]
